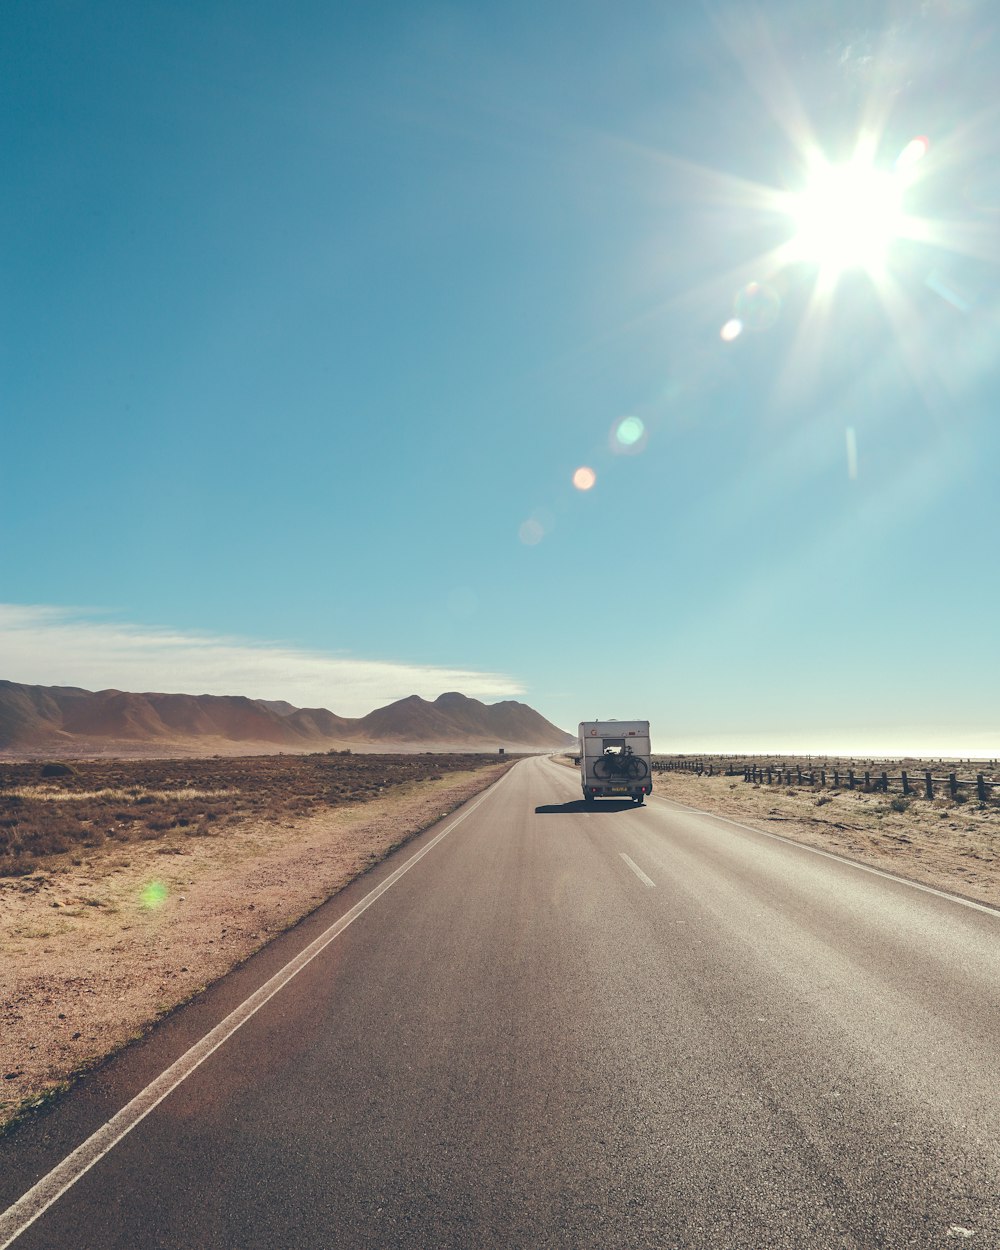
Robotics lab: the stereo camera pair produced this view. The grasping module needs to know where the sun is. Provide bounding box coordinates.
[785,149,913,280]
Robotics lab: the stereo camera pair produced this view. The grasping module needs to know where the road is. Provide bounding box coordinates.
[2,755,998,1248]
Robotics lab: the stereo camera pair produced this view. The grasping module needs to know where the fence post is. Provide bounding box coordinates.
[848,769,855,790]
[796,766,802,783]
[833,769,839,787]
[767,767,772,784]
[978,774,987,802]
[821,769,826,786]
[881,771,888,792]
[925,771,933,800]
[901,770,909,796]
[949,772,958,799]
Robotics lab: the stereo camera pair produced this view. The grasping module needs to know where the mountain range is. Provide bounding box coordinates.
[0,680,574,756]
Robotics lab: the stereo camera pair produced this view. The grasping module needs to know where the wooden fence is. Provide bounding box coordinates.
[651,759,732,777]
[650,757,998,801]
[741,763,995,801]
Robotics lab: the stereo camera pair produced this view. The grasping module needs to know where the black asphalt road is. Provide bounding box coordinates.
[2,756,998,1248]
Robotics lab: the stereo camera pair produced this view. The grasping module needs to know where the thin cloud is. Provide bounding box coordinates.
[0,605,524,716]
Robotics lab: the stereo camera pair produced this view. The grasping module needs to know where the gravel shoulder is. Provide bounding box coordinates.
[0,762,509,1131]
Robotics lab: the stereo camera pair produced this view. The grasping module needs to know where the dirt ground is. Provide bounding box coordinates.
[640,767,1000,909]
[0,760,509,1132]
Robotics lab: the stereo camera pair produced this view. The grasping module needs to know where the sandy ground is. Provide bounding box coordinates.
[0,763,508,1132]
[625,765,1000,909]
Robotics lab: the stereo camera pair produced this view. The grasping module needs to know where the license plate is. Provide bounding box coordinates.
[610,786,629,793]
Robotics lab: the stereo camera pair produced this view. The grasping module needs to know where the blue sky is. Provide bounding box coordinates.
[3,0,998,755]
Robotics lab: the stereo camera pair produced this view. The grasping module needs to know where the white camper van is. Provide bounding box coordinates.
[578,720,652,805]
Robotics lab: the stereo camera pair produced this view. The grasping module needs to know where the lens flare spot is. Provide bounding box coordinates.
[141,880,168,909]
[613,415,645,450]
[925,269,971,313]
[572,466,597,491]
[518,518,544,546]
[720,318,743,342]
[895,136,929,171]
[734,282,781,331]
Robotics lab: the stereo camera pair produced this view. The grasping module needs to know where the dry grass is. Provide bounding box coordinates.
[0,753,502,876]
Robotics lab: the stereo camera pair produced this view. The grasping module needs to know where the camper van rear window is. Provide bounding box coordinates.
[603,739,626,752]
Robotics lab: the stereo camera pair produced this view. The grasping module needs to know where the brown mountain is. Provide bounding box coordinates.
[0,680,573,756]
[352,692,572,747]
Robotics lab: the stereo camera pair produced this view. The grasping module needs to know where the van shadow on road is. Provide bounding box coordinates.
[534,800,641,815]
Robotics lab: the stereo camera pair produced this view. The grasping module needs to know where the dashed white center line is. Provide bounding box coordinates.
[619,852,656,888]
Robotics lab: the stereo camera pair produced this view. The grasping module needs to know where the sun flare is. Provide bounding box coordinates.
[788,156,907,277]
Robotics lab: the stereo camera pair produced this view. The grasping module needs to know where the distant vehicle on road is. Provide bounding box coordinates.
[578,720,652,805]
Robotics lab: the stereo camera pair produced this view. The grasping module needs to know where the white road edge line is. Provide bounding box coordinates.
[0,769,512,1250]
[647,792,1000,919]
[619,852,656,888]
